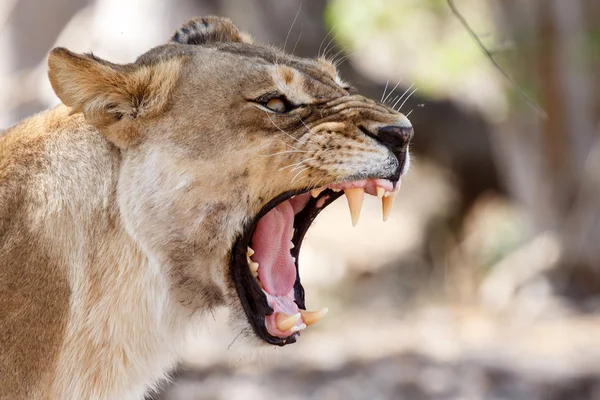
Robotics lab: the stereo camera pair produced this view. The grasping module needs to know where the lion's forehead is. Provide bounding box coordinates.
[137,42,344,102]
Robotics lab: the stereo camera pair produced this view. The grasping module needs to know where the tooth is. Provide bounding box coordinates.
[249,260,259,274]
[290,323,307,333]
[331,188,341,192]
[291,228,295,241]
[376,187,385,199]
[344,188,365,226]
[382,191,397,221]
[290,241,295,249]
[299,308,328,326]
[310,187,325,198]
[292,256,296,263]
[275,312,301,332]
[247,247,255,257]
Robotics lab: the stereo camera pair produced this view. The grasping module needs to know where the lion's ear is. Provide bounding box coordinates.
[170,16,253,46]
[48,47,181,148]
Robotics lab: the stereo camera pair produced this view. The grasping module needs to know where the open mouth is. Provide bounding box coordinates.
[230,178,400,346]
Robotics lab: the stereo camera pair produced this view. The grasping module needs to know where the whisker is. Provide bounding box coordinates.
[278,160,306,171]
[398,87,418,111]
[324,42,342,61]
[258,150,308,157]
[318,26,335,58]
[283,3,302,52]
[328,47,346,64]
[391,82,415,109]
[382,78,402,104]
[276,138,303,151]
[279,157,316,171]
[307,175,320,188]
[265,112,302,144]
[228,328,249,350]
[291,167,311,184]
[406,109,414,117]
[290,158,316,171]
[291,29,303,55]
[388,95,400,107]
[297,116,317,135]
[322,33,340,59]
[381,80,390,102]
[312,176,328,190]
[298,117,335,160]
[333,53,354,68]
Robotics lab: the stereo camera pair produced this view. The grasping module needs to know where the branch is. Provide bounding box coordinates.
[447,0,548,119]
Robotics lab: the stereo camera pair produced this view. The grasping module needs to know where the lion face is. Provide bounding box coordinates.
[47,17,413,346]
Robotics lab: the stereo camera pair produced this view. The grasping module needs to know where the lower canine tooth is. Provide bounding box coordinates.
[344,188,365,227]
[290,241,295,249]
[249,261,259,273]
[276,312,301,332]
[382,191,397,221]
[290,323,307,333]
[300,308,328,326]
[247,247,255,257]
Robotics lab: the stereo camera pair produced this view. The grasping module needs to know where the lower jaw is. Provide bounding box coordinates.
[230,189,342,345]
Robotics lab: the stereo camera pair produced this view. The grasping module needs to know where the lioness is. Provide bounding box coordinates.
[0,16,413,399]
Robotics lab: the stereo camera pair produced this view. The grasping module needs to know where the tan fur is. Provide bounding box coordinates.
[0,17,410,399]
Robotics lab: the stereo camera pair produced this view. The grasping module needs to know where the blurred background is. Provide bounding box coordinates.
[2,0,600,399]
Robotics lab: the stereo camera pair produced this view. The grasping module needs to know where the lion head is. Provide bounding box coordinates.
[47,16,413,346]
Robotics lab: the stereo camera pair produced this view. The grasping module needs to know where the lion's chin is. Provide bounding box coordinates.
[229,178,400,346]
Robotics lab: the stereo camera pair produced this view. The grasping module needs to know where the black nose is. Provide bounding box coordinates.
[377,125,414,152]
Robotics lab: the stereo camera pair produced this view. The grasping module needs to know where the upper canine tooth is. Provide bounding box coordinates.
[311,187,326,198]
[299,308,328,326]
[247,247,255,257]
[344,188,365,227]
[376,187,385,199]
[382,191,398,221]
[275,312,301,332]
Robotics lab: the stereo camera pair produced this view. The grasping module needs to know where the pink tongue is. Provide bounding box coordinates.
[252,201,296,296]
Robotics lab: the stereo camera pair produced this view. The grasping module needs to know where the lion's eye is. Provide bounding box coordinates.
[265,98,287,113]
